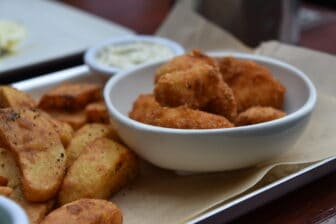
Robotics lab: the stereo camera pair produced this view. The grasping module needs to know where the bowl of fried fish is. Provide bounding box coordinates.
[104,50,317,172]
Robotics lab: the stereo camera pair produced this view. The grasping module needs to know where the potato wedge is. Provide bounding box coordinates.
[0,108,66,202]
[85,101,110,123]
[41,199,122,224]
[0,86,37,108]
[38,82,102,111]
[44,113,74,147]
[59,138,138,205]
[66,123,119,167]
[47,109,87,130]
[0,147,53,224]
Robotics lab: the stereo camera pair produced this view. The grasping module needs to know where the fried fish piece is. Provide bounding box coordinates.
[129,94,234,129]
[0,108,66,202]
[154,63,222,109]
[235,106,286,126]
[0,86,37,108]
[41,199,122,224]
[154,50,237,120]
[38,82,102,111]
[154,49,218,82]
[0,148,53,224]
[219,57,285,112]
[58,137,138,206]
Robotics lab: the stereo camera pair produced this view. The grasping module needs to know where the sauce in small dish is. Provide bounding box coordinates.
[85,35,185,76]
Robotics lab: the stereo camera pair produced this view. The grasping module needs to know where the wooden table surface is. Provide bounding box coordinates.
[61,1,336,223]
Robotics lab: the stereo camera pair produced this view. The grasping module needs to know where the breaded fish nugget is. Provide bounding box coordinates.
[219,57,285,112]
[154,63,222,109]
[235,106,286,126]
[155,49,218,82]
[129,94,233,129]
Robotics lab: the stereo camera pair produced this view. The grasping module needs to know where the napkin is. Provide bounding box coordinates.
[112,2,336,223]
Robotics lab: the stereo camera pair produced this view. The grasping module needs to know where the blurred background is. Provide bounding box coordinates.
[61,0,336,54]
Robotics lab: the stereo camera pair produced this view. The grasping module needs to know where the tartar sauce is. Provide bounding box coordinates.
[96,42,175,69]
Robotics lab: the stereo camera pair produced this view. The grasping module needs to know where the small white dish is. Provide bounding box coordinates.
[84,35,185,76]
[104,52,317,172]
[0,196,29,224]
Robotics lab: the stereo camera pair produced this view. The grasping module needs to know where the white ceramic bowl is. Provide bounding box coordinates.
[0,196,29,224]
[104,52,317,172]
[84,35,185,76]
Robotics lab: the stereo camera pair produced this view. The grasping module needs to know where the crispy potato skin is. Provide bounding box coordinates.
[59,137,138,205]
[129,94,234,129]
[235,106,286,126]
[47,109,87,130]
[66,123,119,168]
[154,64,222,109]
[41,199,122,224]
[38,82,102,111]
[85,101,110,124]
[0,108,66,202]
[219,57,285,112]
[0,86,37,108]
[0,148,53,224]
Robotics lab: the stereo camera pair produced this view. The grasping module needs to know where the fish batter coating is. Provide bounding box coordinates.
[129,94,234,129]
[154,51,237,121]
[154,63,222,109]
[219,57,285,112]
[154,49,218,82]
[235,106,286,126]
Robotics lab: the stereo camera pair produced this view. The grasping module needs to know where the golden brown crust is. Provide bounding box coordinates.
[38,82,102,111]
[235,106,286,126]
[47,109,87,130]
[0,86,37,108]
[129,94,234,129]
[154,63,222,109]
[219,57,285,112]
[0,148,52,224]
[65,123,119,168]
[59,137,138,205]
[0,186,13,196]
[41,199,122,224]
[0,108,66,202]
[154,49,218,82]
[85,101,110,124]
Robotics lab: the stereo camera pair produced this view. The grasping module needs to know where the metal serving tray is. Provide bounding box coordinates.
[12,65,336,224]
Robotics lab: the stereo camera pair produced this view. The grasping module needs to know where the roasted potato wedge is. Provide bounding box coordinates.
[47,109,87,130]
[66,123,119,167]
[44,113,74,147]
[41,199,122,224]
[0,147,53,224]
[38,82,102,111]
[59,137,138,205]
[0,86,37,108]
[0,108,66,202]
[85,101,110,123]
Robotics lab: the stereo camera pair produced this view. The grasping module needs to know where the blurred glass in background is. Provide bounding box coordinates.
[197,0,300,47]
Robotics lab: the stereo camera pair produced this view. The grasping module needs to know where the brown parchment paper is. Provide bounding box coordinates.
[111,3,336,223]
